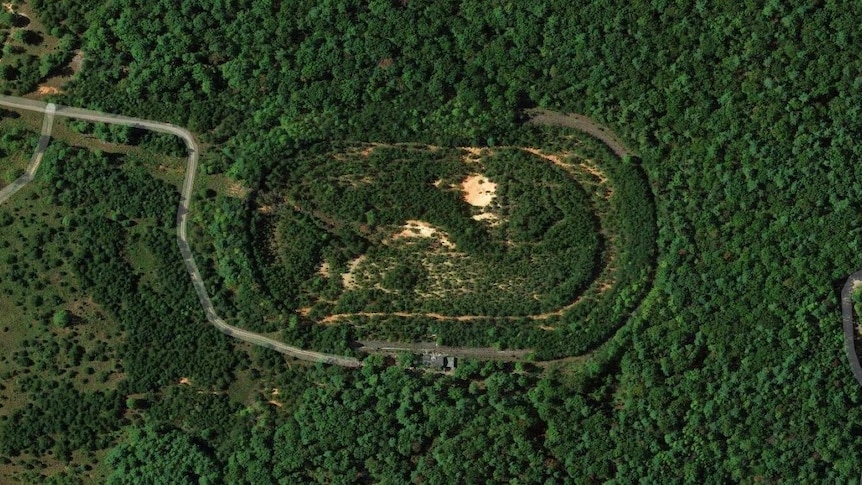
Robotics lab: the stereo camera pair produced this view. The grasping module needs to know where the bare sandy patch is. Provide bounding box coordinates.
[257,205,274,214]
[318,261,331,278]
[36,86,60,95]
[392,220,455,249]
[341,255,366,289]
[179,377,191,385]
[471,212,499,224]
[2,3,12,13]
[461,174,497,208]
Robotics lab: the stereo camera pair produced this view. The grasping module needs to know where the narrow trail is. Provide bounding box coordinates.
[0,95,361,368]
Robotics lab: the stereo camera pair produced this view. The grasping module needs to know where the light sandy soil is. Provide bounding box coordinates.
[392,220,455,249]
[461,174,497,207]
[472,212,499,223]
[36,86,61,95]
[2,3,13,13]
[341,255,366,289]
[257,205,274,214]
[318,261,331,278]
[179,377,191,385]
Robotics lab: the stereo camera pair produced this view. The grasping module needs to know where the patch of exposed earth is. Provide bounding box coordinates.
[461,173,497,207]
[341,255,367,289]
[391,220,455,249]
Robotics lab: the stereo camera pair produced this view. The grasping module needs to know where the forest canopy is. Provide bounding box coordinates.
[0,0,859,483]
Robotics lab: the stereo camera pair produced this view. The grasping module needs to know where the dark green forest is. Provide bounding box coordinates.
[0,0,860,482]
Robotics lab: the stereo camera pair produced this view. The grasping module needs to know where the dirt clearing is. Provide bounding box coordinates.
[341,255,366,289]
[36,86,61,95]
[461,174,497,208]
[472,212,499,223]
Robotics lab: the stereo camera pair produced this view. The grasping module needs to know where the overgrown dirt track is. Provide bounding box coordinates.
[323,111,643,358]
[0,95,361,368]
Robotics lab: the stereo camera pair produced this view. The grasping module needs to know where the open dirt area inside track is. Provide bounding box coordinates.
[319,141,626,328]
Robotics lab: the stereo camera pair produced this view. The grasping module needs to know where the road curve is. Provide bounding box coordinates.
[0,95,361,368]
[525,108,637,159]
[0,101,54,204]
[841,271,862,387]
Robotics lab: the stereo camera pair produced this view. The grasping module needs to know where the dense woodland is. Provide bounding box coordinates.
[0,0,859,482]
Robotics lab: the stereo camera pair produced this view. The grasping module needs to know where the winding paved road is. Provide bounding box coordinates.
[0,95,361,368]
[841,271,862,386]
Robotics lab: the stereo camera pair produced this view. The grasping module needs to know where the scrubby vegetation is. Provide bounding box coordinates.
[0,117,38,185]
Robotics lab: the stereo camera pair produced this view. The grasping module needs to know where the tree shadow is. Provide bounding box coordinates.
[0,108,20,119]
[10,14,30,28]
